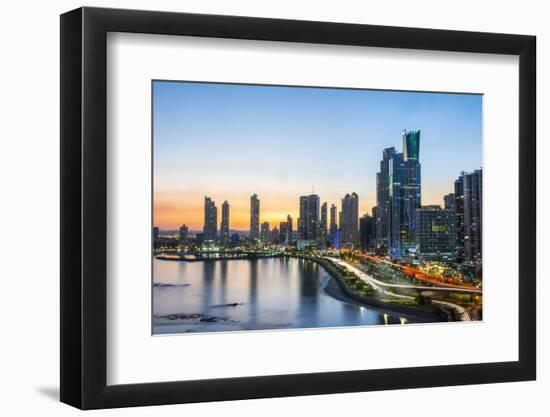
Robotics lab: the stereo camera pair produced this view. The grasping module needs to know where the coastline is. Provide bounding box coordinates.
[322,274,447,323]
[155,254,450,323]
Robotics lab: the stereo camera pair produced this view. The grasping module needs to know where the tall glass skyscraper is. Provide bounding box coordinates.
[454,169,482,266]
[298,194,320,241]
[375,146,405,258]
[203,196,218,242]
[249,194,260,241]
[340,192,359,245]
[443,193,457,258]
[260,221,271,244]
[375,130,421,259]
[286,214,293,244]
[329,204,338,246]
[402,130,422,253]
[320,202,328,240]
[220,201,230,247]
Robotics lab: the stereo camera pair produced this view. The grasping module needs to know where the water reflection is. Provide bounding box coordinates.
[153,257,400,334]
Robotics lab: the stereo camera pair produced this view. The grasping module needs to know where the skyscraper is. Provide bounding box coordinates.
[271,226,280,244]
[279,221,288,244]
[260,221,271,244]
[250,194,260,241]
[340,192,359,245]
[416,205,454,261]
[402,129,422,253]
[298,194,320,241]
[359,214,375,252]
[203,196,218,242]
[320,202,328,243]
[286,214,293,244]
[220,201,230,247]
[230,232,240,247]
[454,178,465,261]
[455,169,482,265]
[179,224,189,244]
[444,193,456,211]
[329,204,337,246]
[375,130,422,259]
[443,193,457,257]
[375,147,399,254]
[153,226,160,246]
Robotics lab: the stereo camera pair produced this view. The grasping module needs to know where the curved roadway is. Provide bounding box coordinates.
[327,257,473,322]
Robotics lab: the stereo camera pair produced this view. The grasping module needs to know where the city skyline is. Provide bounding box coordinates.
[153,81,482,230]
[153,80,484,333]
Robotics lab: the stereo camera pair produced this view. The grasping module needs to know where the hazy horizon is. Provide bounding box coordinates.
[153,81,482,230]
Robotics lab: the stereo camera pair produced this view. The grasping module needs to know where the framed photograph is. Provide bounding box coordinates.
[60,7,536,409]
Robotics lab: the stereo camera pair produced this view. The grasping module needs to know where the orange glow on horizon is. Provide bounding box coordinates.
[153,186,450,231]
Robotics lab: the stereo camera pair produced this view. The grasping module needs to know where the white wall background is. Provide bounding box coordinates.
[0,0,545,415]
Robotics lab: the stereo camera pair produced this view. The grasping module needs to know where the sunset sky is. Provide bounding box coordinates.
[153,81,482,231]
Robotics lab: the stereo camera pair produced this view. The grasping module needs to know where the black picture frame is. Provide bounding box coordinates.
[60,6,536,410]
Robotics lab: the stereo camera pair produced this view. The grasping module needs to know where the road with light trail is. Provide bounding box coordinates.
[327,257,473,321]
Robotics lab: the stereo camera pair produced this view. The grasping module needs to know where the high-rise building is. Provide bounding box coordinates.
[320,202,328,235]
[230,232,240,247]
[286,214,293,244]
[329,204,337,245]
[402,129,422,253]
[203,196,218,242]
[250,194,260,241]
[271,226,280,244]
[179,224,189,244]
[195,233,204,246]
[260,221,271,244]
[375,130,422,259]
[455,169,482,265]
[443,193,457,257]
[340,193,359,245]
[220,201,230,247]
[298,194,320,241]
[153,226,160,246]
[444,193,456,211]
[279,221,288,244]
[275,216,293,245]
[454,178,465,261]
[359,214,375,252]
[416,205,455,261]
[375,147,399,254]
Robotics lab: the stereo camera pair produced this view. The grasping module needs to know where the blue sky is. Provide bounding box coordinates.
[153,81,482,230]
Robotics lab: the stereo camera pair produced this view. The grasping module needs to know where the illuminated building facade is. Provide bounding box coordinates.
[402,129,422,253]
[250,194,260,241]
[340,192,359,245]
[375,130,422,259]
[179,224,189,244]
[220,201,230,247]
[260,221,271,244]
[416,205,454,261]
[286,214,293,244]
[203,196,218,242]
[298,194,320,241]
[320,202,328,243]
[455,169,482,265]
[329,204,338,246]
[279,221,288,244]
